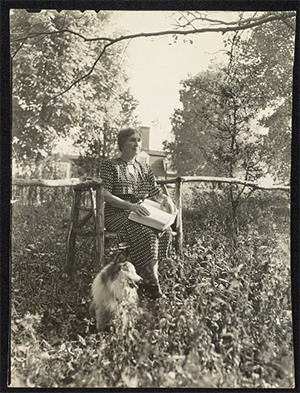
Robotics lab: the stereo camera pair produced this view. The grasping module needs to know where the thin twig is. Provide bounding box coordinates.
[11,11,296,45]
[44,41,114,105]
[12,11,296,103]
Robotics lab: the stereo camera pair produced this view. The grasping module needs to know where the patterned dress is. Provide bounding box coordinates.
[100,157,172,268]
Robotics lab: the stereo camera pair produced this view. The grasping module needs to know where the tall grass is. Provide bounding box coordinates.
[9,185,294,388]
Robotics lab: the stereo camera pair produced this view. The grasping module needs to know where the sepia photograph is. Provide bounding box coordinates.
[7,7,296,388]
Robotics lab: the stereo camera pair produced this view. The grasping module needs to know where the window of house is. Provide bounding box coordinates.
[59,162,70,178]
[137,152,150,165]
[138,156,148,164]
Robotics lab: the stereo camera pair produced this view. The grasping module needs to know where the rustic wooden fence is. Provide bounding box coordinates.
[158,175,290,255]
[12,176,290,273]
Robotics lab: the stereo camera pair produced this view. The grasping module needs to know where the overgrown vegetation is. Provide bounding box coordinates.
[9,186,294,388]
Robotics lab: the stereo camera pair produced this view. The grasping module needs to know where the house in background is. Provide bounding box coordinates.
[136,126,176,179]
[59,126,177,179]
[58,154,78,179]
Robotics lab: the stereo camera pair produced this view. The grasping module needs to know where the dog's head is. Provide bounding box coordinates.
[115,252,143,287]
[119,261,143,288]
[101,251,142,286]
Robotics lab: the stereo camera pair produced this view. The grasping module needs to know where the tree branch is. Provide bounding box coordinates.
[12,11,296,103]
[11,39,27,59]
[10,28,112,43]
[44,41,114,105]
[280,17,296,31]
[175,12,198,30]
[12,11,296,44]
[190,11,288,28]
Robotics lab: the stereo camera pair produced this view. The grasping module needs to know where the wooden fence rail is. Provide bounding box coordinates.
[157,176,290,191]
[12,176,290,191]
[12,176,290,271]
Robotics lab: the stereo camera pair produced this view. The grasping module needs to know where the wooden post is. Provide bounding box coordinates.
[65,189,81,275]
[12,177,290,267]
[95,183,105,269]
[175,178,183,256]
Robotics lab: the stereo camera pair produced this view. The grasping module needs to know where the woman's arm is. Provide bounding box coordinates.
[143,163,176,214]
[104,189,150,217]
[152,191,177,214]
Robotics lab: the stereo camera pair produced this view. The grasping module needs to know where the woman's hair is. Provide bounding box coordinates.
[117,127,141,151]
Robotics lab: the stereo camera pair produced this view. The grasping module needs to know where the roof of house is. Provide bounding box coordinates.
[60,154,79,162]
[151,158,166,178]
[143,150,166,157]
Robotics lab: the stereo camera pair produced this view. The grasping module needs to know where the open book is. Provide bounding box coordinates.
[129,199,178,231]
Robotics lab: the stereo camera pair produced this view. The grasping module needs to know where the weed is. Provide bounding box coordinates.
[9,190,294,388]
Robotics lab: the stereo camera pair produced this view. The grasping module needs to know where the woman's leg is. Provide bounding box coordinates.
[107,219,170,299]
[158,227,173,260]
[122,221,165,298]
[140,228,173,299]
[137,258,163,299]
[124,221,159,267]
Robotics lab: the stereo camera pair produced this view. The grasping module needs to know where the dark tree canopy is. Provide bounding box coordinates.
[11,10,138,177]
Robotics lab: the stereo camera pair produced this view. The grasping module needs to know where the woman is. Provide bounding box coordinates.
[100,127,176,299]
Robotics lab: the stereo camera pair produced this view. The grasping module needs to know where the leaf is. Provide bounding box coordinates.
[40,351,50,359]
[77,334,86,346]
[167,371,176,380]
[159,318,167,329]
[211,297,226,307]
[121,371,138,387]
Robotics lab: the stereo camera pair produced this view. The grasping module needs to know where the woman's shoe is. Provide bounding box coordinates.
[141,282,163,300]
[137,259,165,299]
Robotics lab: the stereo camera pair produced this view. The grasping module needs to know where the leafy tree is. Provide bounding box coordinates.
[11,10,138,177]
[72,88,139,177]
[164,14,295,241]
[167,11,295,182]
[230,17,295,182]
[10,10,295,179]
[165,65,268,241]
[166,66,266,178]
[166,13,295,178]
[163,69,220,176]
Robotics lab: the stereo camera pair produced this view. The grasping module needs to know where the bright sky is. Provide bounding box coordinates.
[54,10,232,156]
[114,11,230,150]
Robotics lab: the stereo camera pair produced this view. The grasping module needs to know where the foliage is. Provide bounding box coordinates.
[165,66,271,240]
[11,10,138,177]
[165,67,268,180]
[9,187,294,388]
[224,18,295,182]
[164,15,294,241]
[165,14,295,183]
[181,183,290,238]
[72,88,139,177]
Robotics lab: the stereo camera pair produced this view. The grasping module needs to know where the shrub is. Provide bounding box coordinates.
[9,188,294,388]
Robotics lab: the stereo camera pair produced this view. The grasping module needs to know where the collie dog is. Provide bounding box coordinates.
[90,251,143,332]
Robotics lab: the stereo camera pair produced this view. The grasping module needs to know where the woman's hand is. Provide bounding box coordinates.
[131,203,150,217]
[161,196,176,214]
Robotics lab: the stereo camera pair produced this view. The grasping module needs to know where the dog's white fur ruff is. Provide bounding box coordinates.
[90,253,142,332]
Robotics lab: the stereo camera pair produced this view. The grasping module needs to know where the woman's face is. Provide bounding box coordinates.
[122,132,141,157]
